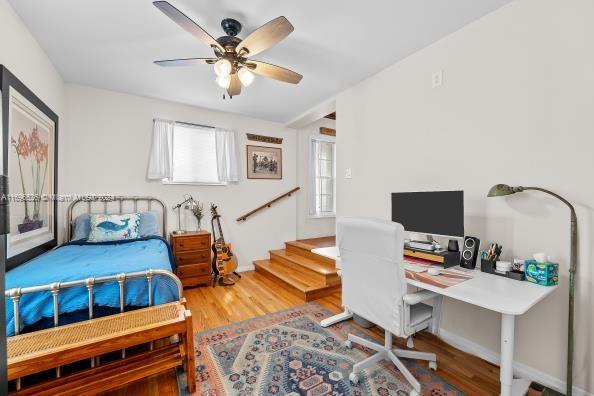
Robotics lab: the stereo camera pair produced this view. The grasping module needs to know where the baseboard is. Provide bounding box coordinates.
[236,264,254,273]
[438,328,592,396]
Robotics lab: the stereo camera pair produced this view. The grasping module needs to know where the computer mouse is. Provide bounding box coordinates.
[427,267,441,276]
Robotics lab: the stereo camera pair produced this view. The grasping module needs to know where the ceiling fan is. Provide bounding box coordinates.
[153,1,303,98]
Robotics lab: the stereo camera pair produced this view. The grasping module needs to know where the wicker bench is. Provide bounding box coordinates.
[7,301,196,395]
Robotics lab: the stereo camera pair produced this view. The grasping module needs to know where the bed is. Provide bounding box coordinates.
[5,196,182,337]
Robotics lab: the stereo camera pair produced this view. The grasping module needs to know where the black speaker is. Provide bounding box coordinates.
[460,236,480,269]
[447,239,459,252]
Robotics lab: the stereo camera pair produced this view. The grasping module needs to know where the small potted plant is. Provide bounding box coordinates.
[191,201,204,231]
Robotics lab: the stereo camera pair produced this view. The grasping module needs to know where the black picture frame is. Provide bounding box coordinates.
[1,65,59,270]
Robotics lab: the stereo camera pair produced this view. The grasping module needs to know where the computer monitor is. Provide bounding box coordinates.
[391,191,464,238]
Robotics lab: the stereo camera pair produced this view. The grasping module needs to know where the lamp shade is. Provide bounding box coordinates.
[487,184,518,197]
[214,59,232,77]
[238,68,254,87]
[216,75,231,89]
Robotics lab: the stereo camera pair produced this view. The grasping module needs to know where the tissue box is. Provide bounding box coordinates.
[524,260,558,286]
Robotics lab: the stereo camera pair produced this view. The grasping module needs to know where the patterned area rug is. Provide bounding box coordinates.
[178,303,463,395]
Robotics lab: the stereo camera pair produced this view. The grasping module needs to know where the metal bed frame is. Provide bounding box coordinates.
[5,196,180,390]
[66,195,168,240]
[5,269,183,337]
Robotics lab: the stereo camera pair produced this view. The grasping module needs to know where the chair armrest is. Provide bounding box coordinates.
[403,290,439,305]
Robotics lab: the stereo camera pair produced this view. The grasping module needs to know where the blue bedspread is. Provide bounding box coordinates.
[5,236,179,336]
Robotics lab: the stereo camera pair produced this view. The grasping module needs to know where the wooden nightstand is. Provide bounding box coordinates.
[170,231,212,288]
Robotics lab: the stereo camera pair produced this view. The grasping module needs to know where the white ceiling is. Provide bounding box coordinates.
[9,0,510,124]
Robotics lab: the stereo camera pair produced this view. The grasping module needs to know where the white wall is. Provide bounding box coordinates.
[0,0,67,240]
[336,0,593,393]
[63,84,297,270]
[0,0,64,116]
[296,118,336,239]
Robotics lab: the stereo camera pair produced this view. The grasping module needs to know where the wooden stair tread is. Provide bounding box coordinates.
[269,249,337,275]
[285,236,336,251]
[253,259,327,292]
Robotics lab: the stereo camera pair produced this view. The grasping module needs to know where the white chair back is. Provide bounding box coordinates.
[337,217,407,336]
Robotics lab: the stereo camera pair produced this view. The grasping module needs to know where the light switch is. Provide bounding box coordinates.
[432,71,443,88]
[345,168,352,179]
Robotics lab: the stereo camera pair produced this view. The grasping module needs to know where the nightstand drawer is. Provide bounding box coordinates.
[173,236,210,252]
[177,264,211,278]
[176,250,210,266]
[180,275,212,287]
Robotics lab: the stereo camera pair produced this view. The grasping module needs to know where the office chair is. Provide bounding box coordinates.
[338,217,442,396]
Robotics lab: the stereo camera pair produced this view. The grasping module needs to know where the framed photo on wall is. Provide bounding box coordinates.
[1,65,58,269]
[246,145,282,179]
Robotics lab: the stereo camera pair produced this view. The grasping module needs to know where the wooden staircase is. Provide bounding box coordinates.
[253,237,339,301]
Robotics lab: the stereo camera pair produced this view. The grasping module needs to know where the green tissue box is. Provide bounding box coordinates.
[524,260,558,286]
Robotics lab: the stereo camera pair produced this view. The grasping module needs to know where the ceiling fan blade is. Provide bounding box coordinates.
[236,16,293,57]
[154,57,217,67]
[153,1,221,51]
[228,73,242,96]
[246,61,302,84]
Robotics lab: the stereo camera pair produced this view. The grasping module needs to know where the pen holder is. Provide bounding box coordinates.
[481,259,525,281]
[481,259,496,273]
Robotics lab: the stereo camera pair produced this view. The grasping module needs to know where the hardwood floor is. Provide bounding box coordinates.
[107,270,503,396]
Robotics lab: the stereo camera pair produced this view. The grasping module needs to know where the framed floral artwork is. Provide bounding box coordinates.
[1,66,58,269]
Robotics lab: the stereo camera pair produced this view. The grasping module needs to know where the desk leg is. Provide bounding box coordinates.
[500,314,532,396]
[320,309,353,327]
[500,313,515,396]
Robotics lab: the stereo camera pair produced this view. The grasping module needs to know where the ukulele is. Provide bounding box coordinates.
[210,204,239,286]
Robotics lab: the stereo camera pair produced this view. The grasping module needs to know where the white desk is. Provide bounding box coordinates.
[311,246,557,396]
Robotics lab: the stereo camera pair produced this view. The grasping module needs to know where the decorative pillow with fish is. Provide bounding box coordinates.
[88,213,141,242]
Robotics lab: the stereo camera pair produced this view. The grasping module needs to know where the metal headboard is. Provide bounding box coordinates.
[67,195,167,241]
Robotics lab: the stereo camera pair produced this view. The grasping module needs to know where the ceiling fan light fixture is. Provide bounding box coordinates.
[216,75,231,89]
[152,3,302,97]
[238,68,255,87]
[214,59,232,77]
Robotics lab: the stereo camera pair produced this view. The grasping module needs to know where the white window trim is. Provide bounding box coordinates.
[308,135,336,219]
[162,121,228,186]
[161,180,227,186]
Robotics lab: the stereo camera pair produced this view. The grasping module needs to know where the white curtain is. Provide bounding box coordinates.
[215,128,239,183]
[147,119,174,180]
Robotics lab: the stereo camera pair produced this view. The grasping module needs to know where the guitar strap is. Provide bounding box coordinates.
[211,216,219,242]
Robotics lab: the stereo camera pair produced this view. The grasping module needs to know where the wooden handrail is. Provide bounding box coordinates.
[236,187,300,222]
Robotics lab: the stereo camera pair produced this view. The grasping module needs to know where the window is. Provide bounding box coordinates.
[167,123,221,184]
[309,136,336,217]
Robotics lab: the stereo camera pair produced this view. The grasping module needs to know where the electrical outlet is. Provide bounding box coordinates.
[345,168,352,179]
[432,71,443,88]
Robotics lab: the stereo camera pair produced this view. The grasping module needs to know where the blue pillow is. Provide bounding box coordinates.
[139,212,160,237]
[71,213,91,241]
[71,212,160,240]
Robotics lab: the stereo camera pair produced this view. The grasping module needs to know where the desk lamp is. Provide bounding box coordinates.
[172,194,198,234]
[487,184,577,396]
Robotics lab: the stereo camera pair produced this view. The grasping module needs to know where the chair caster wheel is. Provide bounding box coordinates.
[349,372,359,384]
[409,390,420,396]
[429,361,437,371]
[406,337,414,349]
[344,340,352,349]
